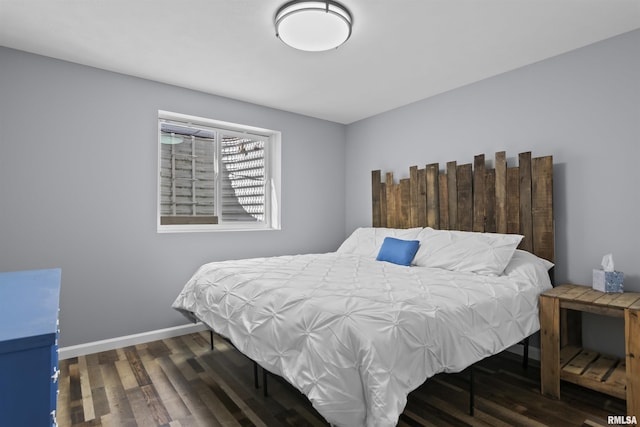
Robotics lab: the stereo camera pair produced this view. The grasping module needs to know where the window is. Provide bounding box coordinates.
[157,111,281,232]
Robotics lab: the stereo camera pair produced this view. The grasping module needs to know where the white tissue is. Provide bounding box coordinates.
[601,253,615,272]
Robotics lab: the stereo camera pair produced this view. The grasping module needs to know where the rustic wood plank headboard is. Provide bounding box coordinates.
[371,151,554,263]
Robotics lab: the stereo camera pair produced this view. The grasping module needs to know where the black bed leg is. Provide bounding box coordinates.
[469,365,475,416]
[210,330,214,351]
[263,368,268,397]
[522,336,530,369]
[253,362,259,389]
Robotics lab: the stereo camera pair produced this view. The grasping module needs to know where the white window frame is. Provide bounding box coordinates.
[157,110,281,233]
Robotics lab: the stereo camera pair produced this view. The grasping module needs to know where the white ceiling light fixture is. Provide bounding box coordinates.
[275,0,353,52]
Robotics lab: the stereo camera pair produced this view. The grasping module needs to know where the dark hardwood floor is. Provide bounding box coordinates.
[57,332,627,426]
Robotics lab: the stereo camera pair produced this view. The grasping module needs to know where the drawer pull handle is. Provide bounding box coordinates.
[51,368,60,383]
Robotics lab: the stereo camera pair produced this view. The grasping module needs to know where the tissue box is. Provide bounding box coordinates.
[592,269,624,293]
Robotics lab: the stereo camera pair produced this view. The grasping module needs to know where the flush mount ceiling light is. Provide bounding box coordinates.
[275,0,352,52]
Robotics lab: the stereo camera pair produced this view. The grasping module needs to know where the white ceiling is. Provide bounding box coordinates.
[1,0,639,124]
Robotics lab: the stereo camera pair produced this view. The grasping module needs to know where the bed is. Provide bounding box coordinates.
[172,151,554,427]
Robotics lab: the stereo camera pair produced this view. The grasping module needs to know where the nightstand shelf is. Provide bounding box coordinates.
[539,284,640,416]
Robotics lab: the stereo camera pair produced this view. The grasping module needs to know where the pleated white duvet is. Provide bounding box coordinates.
[172,251,551,427]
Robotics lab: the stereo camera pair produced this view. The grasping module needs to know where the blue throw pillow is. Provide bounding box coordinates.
[376,237,420,266]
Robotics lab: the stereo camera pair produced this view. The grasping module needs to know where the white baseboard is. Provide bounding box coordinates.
[506,342,541,361]
[58,323,209,360]
[59,323,540,362]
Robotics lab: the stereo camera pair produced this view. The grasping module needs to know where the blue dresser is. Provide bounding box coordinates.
[0,269,62,427]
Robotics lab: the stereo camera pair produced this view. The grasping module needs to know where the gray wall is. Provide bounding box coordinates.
[0,47,347,347]
[345,29,640,355]
[2,29,638,353]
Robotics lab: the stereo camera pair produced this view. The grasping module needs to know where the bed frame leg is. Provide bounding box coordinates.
[469,365,475,416]
[522,336,530,369]
[263,368,269,397]
[253,362,259,389]
[210,330,215,351]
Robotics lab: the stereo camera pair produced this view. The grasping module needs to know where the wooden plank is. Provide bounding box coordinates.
[195,373,247,427]
[140,349,191,422]
[626,308,640,416]
[506,167,520,235]
[582,354,618,382]
[559,346,582,368]
[539,294,560,398]
[559,349,628,401]
[446,161,457,230]
[385,172,395,228]
[67,361,84,424]
[439,172,449,230]
[562,349,599,375]
[542,284,575,297]
[562,365,627,401]
[379,182,387,228]
[100,361,136,427]
[557,285,592,301]
[592,292,626,306]
[562,301,624,318]
[532,155,554,262]
[77,355,96,422]
[484,169,496,233]
[518,152,533,253]
[400,178,411,228]
[371,170,382,227]
[417,168,427,227]
[457,163,473,231]
[115,358,139,390]
[124,346,152,387]
[393,182,402,229]
[155,356,218,424]
[495,151,507,234]
[140,383,173,425]
[607,293,640,309]
[85,353,109,420]
[573,289,608,303]
[425,163,439,228]
[607,359,627,392]
[409,166,420,228]
[473,154,486,232]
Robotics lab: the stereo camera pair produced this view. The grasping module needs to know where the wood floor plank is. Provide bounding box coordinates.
[124,346,153,387]
[197,374,247,427]
[86,353,111,420]
[198,357,269,427]
[138,346,191,422]
[155,355,218,426]
[126,386,162,426]
[116,357,140,391]
[100,360,137,427]
[58,332,628,427]
[78,355,97,422]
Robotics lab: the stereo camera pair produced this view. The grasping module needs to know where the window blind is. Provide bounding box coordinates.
[220,135,266,222]
[159,120,266,225]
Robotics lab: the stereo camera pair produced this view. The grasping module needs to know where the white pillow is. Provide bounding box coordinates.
[337,227,423,258]
[413,227,523,275]
[502,249,554,290]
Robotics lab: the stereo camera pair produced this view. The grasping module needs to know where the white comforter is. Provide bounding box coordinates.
[172,252,551,427]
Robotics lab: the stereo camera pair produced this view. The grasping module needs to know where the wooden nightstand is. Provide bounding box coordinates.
[539,284,640,416]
